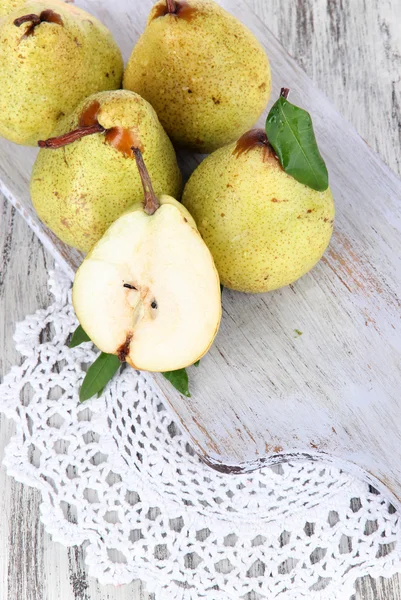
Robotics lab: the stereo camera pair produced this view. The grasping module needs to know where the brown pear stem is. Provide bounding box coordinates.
[38,123,105,149]
[14,13,41,27]
[14,10,63,37]
[133,148,160,216]
[166,0,177,13]
[280,87,290,99]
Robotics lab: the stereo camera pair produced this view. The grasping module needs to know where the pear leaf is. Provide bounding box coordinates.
[265,89,328,192]
[70,326,193,401]
[163,368,191,397]
[79,353,121,402]
[69,324,91,347]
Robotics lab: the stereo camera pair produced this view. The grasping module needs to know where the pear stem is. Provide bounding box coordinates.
[38,123,105,149]
[280,87,290,99]
[14,10,63,38]
[166,0,177,13]
[14,13,41,27]
[132,148,160,216]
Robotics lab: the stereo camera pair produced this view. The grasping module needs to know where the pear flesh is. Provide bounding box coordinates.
[73,197,221,372]
[30,90,182,253]
[182,129,335,293]
[0,0,123,145]
[123,0,271,153]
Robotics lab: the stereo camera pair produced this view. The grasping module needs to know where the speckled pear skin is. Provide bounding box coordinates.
[0,0,26,18]
[123,0,271,153]
[182,137,335,293]
[30,90,182,253]
[0,0,123,145]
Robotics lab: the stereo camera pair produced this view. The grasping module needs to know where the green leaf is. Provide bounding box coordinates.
[79,353,121,402]
[162,368,191,397]
[69,324,90,348]
[265,89,328,191]
[193,360,200,367]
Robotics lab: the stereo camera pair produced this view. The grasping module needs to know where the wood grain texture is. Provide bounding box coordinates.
[0,0,400,599]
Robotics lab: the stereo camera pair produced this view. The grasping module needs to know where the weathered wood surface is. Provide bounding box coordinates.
[1,0,400,598]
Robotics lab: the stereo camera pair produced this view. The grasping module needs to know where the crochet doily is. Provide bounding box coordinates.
[1,267,400,599]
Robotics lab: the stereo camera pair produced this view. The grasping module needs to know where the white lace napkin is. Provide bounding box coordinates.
[0,267,400,599]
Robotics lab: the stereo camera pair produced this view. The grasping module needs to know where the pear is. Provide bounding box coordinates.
[30,90,182,253]
[182,129,335,293]
[73,148,221,372]
[0,0,123,145]
[123,0,271,153]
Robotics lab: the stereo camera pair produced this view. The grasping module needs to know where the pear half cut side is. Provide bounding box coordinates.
[72,196,221,373]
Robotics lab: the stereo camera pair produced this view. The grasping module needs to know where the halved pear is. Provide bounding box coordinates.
[72,151,221,373]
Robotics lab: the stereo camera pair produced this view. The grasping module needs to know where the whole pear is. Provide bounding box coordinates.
[31,90,182,253]
[182,129,335,293]
[0,0,123,145]
[123,0,271,153]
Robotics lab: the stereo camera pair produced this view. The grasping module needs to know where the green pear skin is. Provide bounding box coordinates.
[0,0,123,145]
[30,90,182,253]
[123,0,271,153]
[182,131,335,293]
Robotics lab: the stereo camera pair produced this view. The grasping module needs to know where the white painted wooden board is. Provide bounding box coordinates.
[1,1,401,597]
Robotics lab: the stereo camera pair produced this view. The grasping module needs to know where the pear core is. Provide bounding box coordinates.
[72,196,221,372]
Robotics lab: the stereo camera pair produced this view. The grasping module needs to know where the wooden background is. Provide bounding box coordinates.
[1,0,400,598]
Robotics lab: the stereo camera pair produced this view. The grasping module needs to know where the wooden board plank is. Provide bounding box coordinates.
[2,0,401,517]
